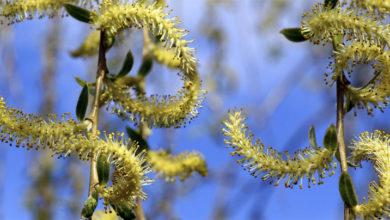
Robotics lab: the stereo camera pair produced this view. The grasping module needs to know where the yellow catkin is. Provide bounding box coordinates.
[148,150,207,181]
[0,0,79,22]
[0,97,150,208]
[223,111,336,189]
[350,131,390,218]
[301,4,390,46]
[332,42,390,110]
[350,0,390,15]
[94,2,204,128]
[151,44,181,69]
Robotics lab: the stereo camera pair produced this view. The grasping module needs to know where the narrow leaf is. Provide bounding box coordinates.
[81,192,98,218]
[339,172,358,208]
[280,28,307,42]
[345,96,356,113]
[324,0,338,9]
[64,4,95,23]
[75,77,87,87]
[97,155,110,186]
[117,50,134,77]
[111,203,136,220]
[126,127,149,154]
[324,124,337,152]
[137,57,153,77]
[309,126,317,148]
[104,34,115,50]
[76,85,89,121]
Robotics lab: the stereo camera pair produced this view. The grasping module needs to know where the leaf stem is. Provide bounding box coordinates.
[87,30,108,197]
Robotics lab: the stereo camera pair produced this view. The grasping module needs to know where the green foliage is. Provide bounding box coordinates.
[81,191,98,219]
[137,57,153,77]
[339,172,358,208]
[76,85,89,121]
[280,28,307,42]
[117,50,134,78]
[97,155,110,186]
[64,4,95,23]
[323,124,337,152]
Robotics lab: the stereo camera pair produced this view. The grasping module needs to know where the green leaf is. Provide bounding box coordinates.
[111,203,136,220]
[81,192,98,218]
[137,57,153,77]
[324,124,337,152]
[324,0,338,9]
[64,4,95,23]
[75,77,87,87]
[345,96,356,113]
[280,28,307,42]
[309,126,317,148]
[97,154,110,186]
[104,34,115,50]
[76,85,89,121]
[126,127,149,154]
[117,50,134,77]
[339,172,358,208]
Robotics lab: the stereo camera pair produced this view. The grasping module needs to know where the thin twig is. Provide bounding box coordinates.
[87,30,108,196]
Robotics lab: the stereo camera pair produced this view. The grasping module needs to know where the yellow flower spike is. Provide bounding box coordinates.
[0,0,80,22]
[148,150,208,181]
[223,111,336,189]
[151,44,181,69]
[0,97,150,208]
[351,0,390,15]
[350,131,390,218]
[332,41,390,110]
[95,3,204,128]
[71,30,100,57]
[301,4,390,46]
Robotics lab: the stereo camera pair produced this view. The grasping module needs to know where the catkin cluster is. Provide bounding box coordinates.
[95,2,204,128]
[350,131,390,219]
[223,111,337,189]
[0,97,150,208]
[301,2,390,111]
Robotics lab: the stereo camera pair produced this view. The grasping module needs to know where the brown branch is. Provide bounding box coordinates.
[87,30,108,196]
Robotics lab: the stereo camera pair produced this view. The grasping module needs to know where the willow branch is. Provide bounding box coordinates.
[86,30,108,196]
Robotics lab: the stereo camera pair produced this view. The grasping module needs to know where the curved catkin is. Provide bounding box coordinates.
[148,150,207,181]
[222,111,336,189]
[151,44,181,69]
[333,42,390,109]
[350,131,390,218]
[0,97,150,208]
[350,0,390,15]
[0,0,78,22]
[95,2,204,128]
[301,4,390,46]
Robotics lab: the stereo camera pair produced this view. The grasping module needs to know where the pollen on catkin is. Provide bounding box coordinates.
[222,111,337,189]
[148,150,208,181]
[332,42,390,110]
[0,97,150,208]
[94,2,204,128]
[301,4,390,46]
[350,131,390,218]
[349,0,390,16]
[0,0,79,23]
